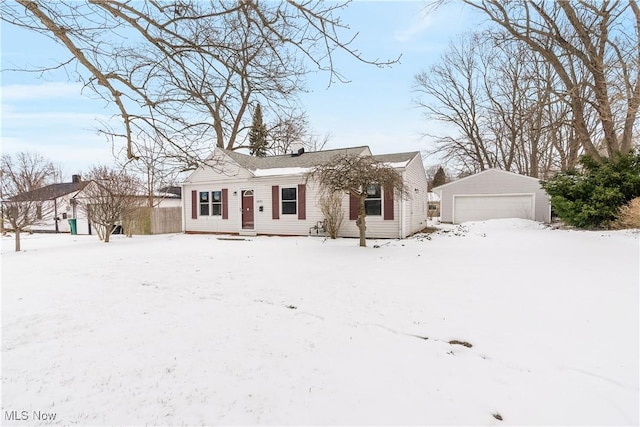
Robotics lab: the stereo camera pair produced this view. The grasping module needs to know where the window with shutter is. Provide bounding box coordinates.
[365,184,381,216]
[272,186,279,219]
[222,189,228,219]
[191,191,197,219]
[384,185,394,220]
[281,187,297,214]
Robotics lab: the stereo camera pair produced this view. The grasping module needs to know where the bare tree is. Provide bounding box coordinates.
[119,134,185,208]
[266,111,329,156]
[81,165,143,243]
[309,154,407,247]
[414,29,606,177]
[414,34,495,174]
[456,0,640,160]
[0,152,57,251]
[2,1,398,166]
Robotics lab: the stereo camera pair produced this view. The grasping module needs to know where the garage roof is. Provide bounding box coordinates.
[432,168,541,192]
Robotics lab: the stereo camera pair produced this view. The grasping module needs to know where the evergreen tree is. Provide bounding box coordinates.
[249,104,268,157]
[431,166,447,189]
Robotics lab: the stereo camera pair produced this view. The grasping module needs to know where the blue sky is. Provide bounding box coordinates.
[0,1,481,179]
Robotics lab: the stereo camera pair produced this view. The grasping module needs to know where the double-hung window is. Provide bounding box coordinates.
[200,191,223,216]
[199,192,210,216]
[211,191,222,216]
[281,187,297,215]
[365,184,382,216]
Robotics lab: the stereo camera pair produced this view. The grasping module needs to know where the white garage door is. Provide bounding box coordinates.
[453,194,534,223]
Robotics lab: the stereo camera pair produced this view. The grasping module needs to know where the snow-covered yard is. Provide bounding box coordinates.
[2,219,638,426]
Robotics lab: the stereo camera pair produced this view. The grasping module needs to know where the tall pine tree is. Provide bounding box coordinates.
[431,166,447,189]
[249,104,268,157]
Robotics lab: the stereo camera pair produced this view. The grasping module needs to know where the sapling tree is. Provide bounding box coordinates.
[310,154,407,247]
[81,165,143,243]
[0,152,57,251]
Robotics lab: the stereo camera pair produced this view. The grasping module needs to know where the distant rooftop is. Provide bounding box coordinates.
[8,180,89,202]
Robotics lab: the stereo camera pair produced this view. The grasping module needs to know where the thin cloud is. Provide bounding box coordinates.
[1,109,109,124]
[394,9,434,43]
[1,82,83,102]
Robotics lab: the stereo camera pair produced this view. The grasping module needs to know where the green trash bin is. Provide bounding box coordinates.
[68,218,77,235]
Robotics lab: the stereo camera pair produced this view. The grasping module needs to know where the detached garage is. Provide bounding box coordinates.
[433,169,551,224]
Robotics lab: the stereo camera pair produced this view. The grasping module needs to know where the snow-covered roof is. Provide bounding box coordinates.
[252,167,313,177]
[219,146,419,176]
[432,168,541,192]
[222,146,370,171]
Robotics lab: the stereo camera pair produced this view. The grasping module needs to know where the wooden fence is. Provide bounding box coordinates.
[126,207,182,235]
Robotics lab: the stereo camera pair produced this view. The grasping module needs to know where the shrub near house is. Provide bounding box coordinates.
[542,152,640,229]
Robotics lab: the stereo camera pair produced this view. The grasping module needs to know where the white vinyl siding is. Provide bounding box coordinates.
[401,155,429,237]
[435,169,550,224]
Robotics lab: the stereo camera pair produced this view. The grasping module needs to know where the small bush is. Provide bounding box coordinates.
[613,197,640,229]
[319,191,344,239]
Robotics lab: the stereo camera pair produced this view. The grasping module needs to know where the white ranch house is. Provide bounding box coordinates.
[182,146,429,238]
[3,175,92,234]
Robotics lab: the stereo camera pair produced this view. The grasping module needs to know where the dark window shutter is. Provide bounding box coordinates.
[222,188,229,220]
[298,184,306,220]
[349,193,358,221]
[191,190,197,219]
[272,185,280,220]
[384,185,394,220]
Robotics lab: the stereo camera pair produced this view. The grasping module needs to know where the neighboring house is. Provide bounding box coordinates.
[427,191,441,218]
[5,175,91,234]
[182,146,429,238]
[432,169,551,224]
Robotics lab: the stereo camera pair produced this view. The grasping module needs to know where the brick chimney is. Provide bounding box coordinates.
[72,174,81,183]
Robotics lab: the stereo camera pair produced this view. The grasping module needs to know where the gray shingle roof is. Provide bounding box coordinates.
[222,146,418,171]
[8,181,89,202]
[374,152,421,164]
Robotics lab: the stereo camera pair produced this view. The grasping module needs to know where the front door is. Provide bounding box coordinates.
[242,190,254,229]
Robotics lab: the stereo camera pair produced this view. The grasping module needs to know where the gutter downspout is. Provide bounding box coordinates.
[54,198,59,233]
[181,183,187,233]
[399,170,406,238]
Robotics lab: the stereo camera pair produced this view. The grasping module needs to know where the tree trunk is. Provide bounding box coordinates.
[104,223,112,243]
[15,229,21,252]
[356,195,367,247]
